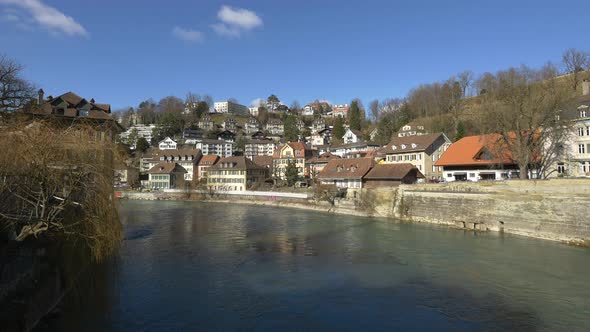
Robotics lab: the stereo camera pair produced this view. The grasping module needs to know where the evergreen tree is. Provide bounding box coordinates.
[285,160,300,186]
[349,100,362,130]
[333,117,345,143]
[136,137,150,152]
[283,114,300,141]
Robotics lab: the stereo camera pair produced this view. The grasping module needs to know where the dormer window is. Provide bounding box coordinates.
[581,110,588,118]
[392,145,397,150]
[78,110,89,117]
[401,144,406,149]
[411,143,417,148]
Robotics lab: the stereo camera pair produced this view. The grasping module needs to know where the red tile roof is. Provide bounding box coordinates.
[364,163,424,179]
[317,158,374,180]
[435,134,515,167]
[198,155,219,166]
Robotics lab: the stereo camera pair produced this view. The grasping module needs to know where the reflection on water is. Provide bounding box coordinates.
[43,201,590,331]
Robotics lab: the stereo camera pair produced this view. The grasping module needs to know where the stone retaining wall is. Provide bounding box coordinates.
[393,179,590,245]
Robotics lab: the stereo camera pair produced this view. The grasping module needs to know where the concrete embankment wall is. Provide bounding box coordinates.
[392,179,590,245]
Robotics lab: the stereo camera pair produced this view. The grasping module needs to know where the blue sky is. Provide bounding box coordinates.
[1,0,589,110]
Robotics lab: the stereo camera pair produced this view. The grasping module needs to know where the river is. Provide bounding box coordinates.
[44,200,590,331]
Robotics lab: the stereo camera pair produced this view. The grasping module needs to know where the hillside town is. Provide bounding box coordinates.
[108,74,590,199]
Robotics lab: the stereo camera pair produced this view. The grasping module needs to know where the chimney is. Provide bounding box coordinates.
[583,80,590,96]
[37,89,44,105]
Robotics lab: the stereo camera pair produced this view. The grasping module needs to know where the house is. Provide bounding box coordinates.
[252,155,273,173]
[245,139,277,159]
[329,142,381,158]
[317,158,374,197]
[147,162,187,189]
[196,139,234,158]
[312,118,327,133]
[207,156,268,192]
[435,134,522,181]
[250,131,268,140]
[558,80,590,177]
[158,137,177,150]
[198,116,215,131]
[272,142,313,179]
[265,118,284,135]
[302,104,315,116]
[381,133,451,180]
[397,121,427,137]
[249,106,259,117]
[214,101,249,115]
[119,124,157,149]
[305,152,340,178]
[143,148,202,181]
[23,90,120,141]
[197,155,219,181]
[332,104,349,118]
[244,118,260,134]
[296,119,306,132]
[363,164,424,188]
[183,128,204,140]
[217,130,236,142]
[311,128,332,147]
[343,128,363,144]
[221,118,237,131]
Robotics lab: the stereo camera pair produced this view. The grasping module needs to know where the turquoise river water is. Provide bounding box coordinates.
[45,200,590,331]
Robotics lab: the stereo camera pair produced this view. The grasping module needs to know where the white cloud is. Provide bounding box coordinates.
[0,0,87,37]
[172,26,203,43]
[212,5,262,38]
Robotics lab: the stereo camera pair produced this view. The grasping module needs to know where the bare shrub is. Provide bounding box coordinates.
[0,119,122,262]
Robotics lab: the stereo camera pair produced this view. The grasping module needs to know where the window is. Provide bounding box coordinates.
[579,127,585,136]
[587,127,590,136]
[557,163,565,174]
[447,173,453,178]
[581,162,588,174]
[581,110,588,118]
[579,144,586,154]
[432,165,436,172]
[78,110,89,117]
[469,173,476,178]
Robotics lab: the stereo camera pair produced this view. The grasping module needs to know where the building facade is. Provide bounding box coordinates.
[158,137,177,150]
[214,101,249,115]
[207,156,268,192]
[381,133,451,180]
[245,139,277,159]
[272,142,313,179]
[196,139,234,158]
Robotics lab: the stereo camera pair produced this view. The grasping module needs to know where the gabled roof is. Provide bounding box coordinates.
[306,152,340,164]
[148,162,187,174]
[364,163,424,180]
[435,134,515,167]
[198,155,219,165]
[209,156,265,170]
[286,141,308,151]
[317,158,374,180]
[252,156,273,168]
[381,133,447,154]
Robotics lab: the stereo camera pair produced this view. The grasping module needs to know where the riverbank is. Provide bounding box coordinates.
[117,178,590,247]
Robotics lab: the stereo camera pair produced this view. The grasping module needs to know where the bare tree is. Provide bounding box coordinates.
[562,48,590,92]
[456,70,474,97]
[369,99,380,120]
[0,55,35,112]
[479,66,572,179]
